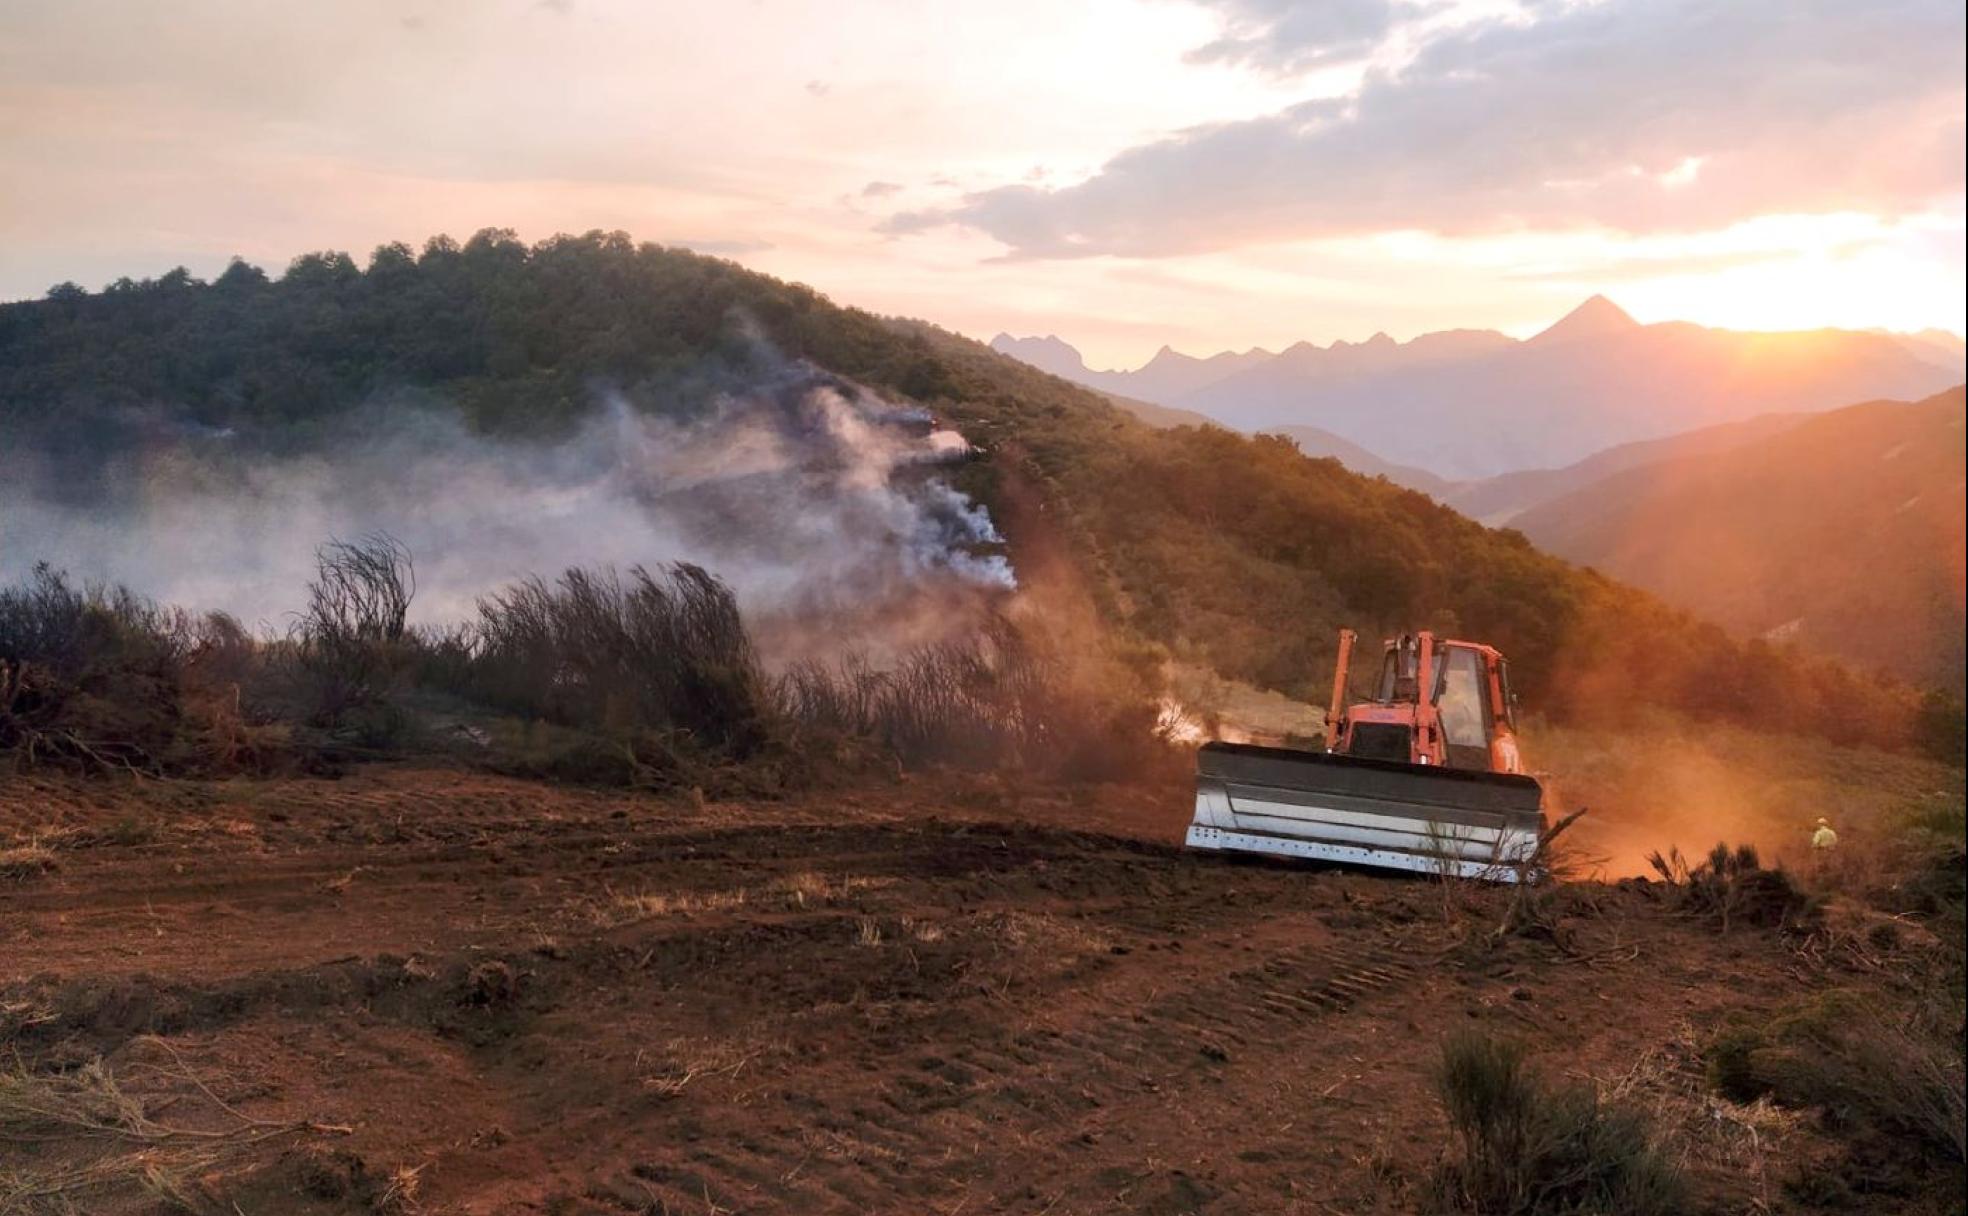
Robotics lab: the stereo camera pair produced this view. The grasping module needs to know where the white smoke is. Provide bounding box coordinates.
[0,357,1015,658]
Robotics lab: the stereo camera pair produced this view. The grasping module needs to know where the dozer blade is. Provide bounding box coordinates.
[1188,741,1545,882]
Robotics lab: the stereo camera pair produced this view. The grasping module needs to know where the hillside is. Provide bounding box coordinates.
[1514,387,1967,692]
[1097,396,1455,498]
[1096,389,1222,430]
[1445,412,1809,524]
[1265,424,1458,498]
[0,230,1931,748]
[1891,327,1968,369]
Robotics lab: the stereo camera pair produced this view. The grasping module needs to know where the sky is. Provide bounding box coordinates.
[2,0,1963,368]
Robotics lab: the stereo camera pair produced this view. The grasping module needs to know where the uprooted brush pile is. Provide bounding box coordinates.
[0,1041,349,1213]
[1643,842,1819,931]
[0,541,1176,790]
[0,564,284,776]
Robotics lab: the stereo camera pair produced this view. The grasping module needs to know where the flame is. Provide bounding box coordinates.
[1154,695,1255,746]
[1156,696,1209,745]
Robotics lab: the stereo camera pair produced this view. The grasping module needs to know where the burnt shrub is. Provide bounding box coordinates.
[460,563,772,765]
[288,534,418,742]
[778,614,1175,781]
[1432,1030,1685,1216]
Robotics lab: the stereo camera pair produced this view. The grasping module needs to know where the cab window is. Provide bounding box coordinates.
[1375,647,1444,703]
[1435,647,1492,757]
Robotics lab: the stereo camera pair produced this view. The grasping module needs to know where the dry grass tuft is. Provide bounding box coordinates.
[637,1039,764,1097]
[1588,1029,1808,1209]
[373,1162,425,1214]
[585,884,752,927]
[0,839,57,881]
[775,870,881,909]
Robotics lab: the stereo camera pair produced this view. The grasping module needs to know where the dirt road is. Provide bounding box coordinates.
[0,765,1881,1213]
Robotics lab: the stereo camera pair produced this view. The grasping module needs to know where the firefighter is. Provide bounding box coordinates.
[1811,817,1839,851]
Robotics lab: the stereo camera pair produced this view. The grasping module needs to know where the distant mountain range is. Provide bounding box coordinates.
[990,334,1277,404]
[991,298,1966,480]
[1512,387,1967,692]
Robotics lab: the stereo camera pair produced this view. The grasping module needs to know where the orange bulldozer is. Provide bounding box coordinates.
[1188,630,1548,881]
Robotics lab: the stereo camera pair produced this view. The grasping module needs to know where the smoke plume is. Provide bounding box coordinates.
[0,352,1014,664]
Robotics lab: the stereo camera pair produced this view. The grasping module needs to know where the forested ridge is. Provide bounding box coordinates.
[2,228,1949,755]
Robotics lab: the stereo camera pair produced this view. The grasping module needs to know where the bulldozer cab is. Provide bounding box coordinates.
[1354,635,1520,775]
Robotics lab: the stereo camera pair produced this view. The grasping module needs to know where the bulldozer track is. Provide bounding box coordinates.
[591,934,1430,1215]
[8,782,1441,1216]
[15,768,1794,1216]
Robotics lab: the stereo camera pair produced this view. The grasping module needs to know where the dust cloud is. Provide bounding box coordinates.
[1530,714,1947,878]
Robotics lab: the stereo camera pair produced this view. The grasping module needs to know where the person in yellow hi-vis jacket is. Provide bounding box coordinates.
[1810,817,1839,881]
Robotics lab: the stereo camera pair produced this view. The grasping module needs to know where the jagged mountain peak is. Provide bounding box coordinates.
[1532,294,1640,344]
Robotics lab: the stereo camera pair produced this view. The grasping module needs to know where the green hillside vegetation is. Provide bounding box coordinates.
[0,230,1938,754]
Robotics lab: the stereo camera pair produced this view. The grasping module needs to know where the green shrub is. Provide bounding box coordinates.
[1914,690,1966,766]
[1703,991,1966,1163]
[1703,1019,1768,1104]
[1431,1030,1685,1216]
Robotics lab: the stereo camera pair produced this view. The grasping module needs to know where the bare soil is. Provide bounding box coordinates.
[0,764,1942,1214]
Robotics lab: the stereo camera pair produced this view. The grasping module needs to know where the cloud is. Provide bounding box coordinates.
[860,180,903,198]
[1185,0,1404,74]
[891,0,1966,258]
[1503,247,1790,284]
